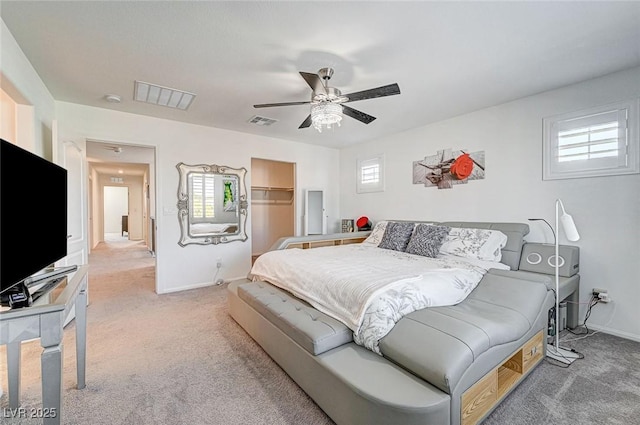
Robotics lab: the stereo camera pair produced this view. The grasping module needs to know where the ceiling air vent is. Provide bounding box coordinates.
[248,115,278,126]
[134,81,196,110]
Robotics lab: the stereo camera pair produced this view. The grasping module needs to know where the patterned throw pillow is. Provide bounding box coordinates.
[439,227,508,262]
[405,224,451,258]
[361,221,388,246]
[378,222,415,252]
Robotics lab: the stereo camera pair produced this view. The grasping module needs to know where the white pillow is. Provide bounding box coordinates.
[439,227,508,262]
[361,221,388,246]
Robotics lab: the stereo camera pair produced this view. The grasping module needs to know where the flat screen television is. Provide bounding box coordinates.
[0,138,68,304]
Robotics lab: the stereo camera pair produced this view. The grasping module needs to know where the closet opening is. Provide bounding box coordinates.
[250,158,295,264]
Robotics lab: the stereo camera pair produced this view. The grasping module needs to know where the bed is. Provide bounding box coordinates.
[229,221,557,425]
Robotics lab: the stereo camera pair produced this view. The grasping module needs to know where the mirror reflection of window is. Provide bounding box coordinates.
[189,173,215,221]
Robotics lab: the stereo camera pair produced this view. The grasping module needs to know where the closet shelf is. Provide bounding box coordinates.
[251,186,294,192]
[251,200,294,205]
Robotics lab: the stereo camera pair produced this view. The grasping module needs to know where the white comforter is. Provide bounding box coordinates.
[250,244,509,354]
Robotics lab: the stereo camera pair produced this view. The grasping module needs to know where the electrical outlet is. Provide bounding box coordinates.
[216,258,223,269]
[592,288,610,303]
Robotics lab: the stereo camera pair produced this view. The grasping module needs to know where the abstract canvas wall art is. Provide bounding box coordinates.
[413,148,485,189]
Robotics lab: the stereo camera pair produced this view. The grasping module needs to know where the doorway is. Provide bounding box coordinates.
[86,140,157,292]
[250,158,295,263]
[103,186,129,241]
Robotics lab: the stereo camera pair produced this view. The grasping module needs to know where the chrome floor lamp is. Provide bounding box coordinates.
[546,199,581,365]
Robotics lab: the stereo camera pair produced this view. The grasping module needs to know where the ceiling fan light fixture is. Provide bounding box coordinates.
[254,68,399,130]
[311,102,342,133]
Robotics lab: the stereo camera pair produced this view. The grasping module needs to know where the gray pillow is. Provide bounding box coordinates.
[378,222,415,252]
[405,224,450,258]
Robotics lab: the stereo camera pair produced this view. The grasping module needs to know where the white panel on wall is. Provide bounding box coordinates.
[304,189,326,235]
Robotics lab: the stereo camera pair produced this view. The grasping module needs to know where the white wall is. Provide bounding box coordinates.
[89,167,101,249]
[0,87,17,141]
[1,19,55,156]
[56,101,341,294]
[103,186,129,234]
[339,66,640,341]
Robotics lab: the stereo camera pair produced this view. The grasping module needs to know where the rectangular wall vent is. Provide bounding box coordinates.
[134,81,196,110]
[248,115,278,126]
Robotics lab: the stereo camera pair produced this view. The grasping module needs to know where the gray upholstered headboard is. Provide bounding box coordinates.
[438,221,529,270]
[389,220,530,270]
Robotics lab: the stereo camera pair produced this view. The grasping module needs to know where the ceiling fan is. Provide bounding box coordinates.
[254,68,400,132]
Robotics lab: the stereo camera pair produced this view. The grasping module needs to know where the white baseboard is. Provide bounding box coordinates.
[158,275,247,294]
[587,323,640,343]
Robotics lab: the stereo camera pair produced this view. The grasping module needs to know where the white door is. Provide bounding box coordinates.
[52,120,89,324]
[304,189,326,235]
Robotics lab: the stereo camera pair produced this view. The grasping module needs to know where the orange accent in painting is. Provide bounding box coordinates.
[450,153,474,180]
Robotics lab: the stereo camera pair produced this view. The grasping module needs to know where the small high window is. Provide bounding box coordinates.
[357,154,385,193]
[543,99,639,180]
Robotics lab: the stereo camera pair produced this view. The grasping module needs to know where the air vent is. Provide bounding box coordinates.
[248,115,278,126]
[134,81,196,110]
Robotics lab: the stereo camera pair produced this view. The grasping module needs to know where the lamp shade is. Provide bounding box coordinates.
[558,199,580,242]
[560,212,580,242]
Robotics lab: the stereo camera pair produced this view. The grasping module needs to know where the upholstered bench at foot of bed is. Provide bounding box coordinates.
[229,279,451,425]
[237,281,353,355]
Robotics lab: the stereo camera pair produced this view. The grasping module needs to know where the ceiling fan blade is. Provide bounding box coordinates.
[254,101,310,108]
[343,83,401,103]
[299,72,327,95]
[299,115,312,129]
[342,105,376,124]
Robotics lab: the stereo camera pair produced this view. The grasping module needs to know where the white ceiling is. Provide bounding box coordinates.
[85,141,153,178]
[2,1,640,149]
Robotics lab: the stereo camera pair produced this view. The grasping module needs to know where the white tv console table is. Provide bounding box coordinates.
[1,265,88,425]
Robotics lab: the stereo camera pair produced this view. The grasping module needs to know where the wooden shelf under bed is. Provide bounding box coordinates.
[461,330,544,425]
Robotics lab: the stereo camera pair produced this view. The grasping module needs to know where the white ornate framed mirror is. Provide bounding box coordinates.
[176,162,248,246]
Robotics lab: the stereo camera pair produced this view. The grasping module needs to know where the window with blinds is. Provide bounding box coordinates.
[543,99,639,180]
[357,155,385,193]
[190,173,215,220]
[361,163,380,184]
